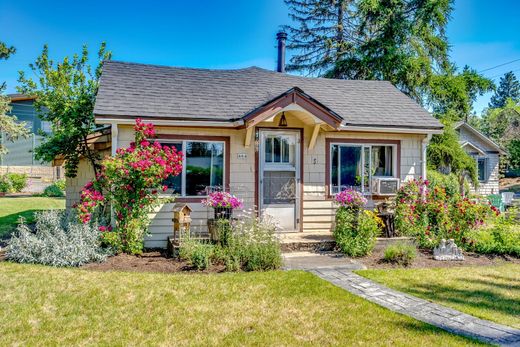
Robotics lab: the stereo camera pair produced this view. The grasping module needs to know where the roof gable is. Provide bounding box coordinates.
[454,121,505,154]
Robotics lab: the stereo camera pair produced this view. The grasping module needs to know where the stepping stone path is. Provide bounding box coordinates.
[310,267,520,346]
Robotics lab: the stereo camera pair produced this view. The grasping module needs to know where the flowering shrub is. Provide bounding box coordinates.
[395,178,496,249]
[334,208,380,257]
[202,191,243,209]
[75,119,183,254]
[334,189,367,209]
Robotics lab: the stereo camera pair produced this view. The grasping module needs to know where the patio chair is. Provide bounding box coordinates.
[487,194,505,212]
[502,192,515,207]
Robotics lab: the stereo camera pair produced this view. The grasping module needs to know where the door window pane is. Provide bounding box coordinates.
[273,137,281,162]
[265,137,272,162]
[185,142,224,196]
[263,171,296,204]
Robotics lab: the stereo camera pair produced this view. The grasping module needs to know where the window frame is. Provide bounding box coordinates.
[157,135,230,201]
[326,138,400,196]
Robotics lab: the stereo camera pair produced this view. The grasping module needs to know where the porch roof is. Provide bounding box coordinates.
[94,60,443,131]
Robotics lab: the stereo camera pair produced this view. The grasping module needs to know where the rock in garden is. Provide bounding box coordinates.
[433,239,464,261]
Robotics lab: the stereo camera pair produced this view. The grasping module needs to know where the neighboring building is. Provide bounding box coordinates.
[1,94,62,182]
[66,35,444,248]
[455,121,506,196]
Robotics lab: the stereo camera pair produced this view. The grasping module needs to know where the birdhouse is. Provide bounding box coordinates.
[172,203,192,243]
[172,203,192,224]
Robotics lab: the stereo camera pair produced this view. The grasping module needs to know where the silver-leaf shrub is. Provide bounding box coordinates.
[7,210,111,266]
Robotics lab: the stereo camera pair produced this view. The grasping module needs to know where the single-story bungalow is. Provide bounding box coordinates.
[66,35,445,248]
[454,121,506,195]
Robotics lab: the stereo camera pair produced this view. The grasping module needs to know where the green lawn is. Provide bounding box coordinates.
[0,263,484,346]
[0,196,65,239]
[357,264,520,329]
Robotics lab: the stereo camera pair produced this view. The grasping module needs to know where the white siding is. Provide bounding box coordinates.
[458,127,500,195]
[68,113,428,248]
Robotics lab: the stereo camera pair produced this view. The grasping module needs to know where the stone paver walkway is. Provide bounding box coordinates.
[310,267,520,346]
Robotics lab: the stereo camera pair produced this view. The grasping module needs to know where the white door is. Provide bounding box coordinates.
[259,130,301,232]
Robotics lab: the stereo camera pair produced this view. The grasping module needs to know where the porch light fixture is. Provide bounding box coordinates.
[278,112,288,127]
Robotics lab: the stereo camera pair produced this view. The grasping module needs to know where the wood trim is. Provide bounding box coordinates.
[254,127,304,232]
[244,88,342,128]
[156,134,231,200]
[325,138,401,199]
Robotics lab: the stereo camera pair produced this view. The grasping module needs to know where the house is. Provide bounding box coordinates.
[66,33,443,248]
[1,94,62,181]
[454,121,506,195]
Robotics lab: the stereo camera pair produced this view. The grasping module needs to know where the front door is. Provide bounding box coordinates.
[259,130,301,232]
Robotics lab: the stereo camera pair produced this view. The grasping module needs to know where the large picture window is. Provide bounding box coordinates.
[162,140,225,196]
[330,143,396,194]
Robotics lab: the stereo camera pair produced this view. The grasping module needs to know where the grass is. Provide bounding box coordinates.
[357,264,520,329]
[0,196,65,239]
[0,263,484,346]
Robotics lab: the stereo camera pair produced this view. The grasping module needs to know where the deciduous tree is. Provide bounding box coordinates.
[18,43,112,177]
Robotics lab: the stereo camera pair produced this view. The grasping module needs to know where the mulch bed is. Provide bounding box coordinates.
[358,248,520,269]
[82,251,226,274]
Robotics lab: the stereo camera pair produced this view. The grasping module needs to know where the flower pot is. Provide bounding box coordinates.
[214,207,232,220]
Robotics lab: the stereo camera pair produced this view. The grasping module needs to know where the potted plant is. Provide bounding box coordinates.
[202,191,243,220]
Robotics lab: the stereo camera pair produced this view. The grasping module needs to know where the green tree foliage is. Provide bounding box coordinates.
[428,65,494,119]
[479,100,520,169]
[18,43,112,178]
[427,120,478,192]
[489,71,520,108]
[285,0,493,119]
[0,41,30,157]
[283,0,356,76]
[327,0,452,102]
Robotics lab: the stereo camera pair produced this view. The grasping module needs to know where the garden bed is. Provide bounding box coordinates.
[358,247,520,269]
[82,251,226,273]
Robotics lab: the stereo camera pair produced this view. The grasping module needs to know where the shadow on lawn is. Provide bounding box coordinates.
[401,279,520,321]
[0,209,40,240]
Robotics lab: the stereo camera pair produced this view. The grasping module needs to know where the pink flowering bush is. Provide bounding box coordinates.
[202,191,243,209]
[395,177,496,249]
[75,119,183,254]
[334,189,367,210]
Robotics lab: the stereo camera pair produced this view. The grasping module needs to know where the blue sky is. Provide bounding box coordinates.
[1,0,519,114]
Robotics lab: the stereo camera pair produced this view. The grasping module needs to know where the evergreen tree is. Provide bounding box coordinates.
[283,0,357,76]
[488,71,520,108]
[0,41,30,157]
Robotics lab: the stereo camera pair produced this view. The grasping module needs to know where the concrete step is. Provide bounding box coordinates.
[282,251,366,271]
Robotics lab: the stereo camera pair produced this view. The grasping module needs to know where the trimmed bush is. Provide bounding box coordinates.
[334,208,380,257]
[7,173,28,192]
[7,210,111,267]
[383,243,416,266]
[42,180,66,197]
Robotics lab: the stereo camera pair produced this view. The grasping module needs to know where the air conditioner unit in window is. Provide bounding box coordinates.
[371,177,400,196]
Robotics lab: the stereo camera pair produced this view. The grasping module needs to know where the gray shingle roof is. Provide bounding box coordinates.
[94,60,442,129]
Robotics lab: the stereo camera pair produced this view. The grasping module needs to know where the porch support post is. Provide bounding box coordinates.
[421,134,432,180]
[111,123,119,156]
[244,126,254,147]
[309,124,321,150]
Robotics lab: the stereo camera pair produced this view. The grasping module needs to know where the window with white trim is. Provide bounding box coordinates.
[162,140,225,196]
[330,143,396,194]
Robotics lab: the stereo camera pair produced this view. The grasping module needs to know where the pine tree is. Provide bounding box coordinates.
[283,0,357,76]
[0,41,29,157]
[488,71,520,108]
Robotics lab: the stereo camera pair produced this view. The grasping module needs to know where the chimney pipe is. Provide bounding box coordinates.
[276,31,287,73]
